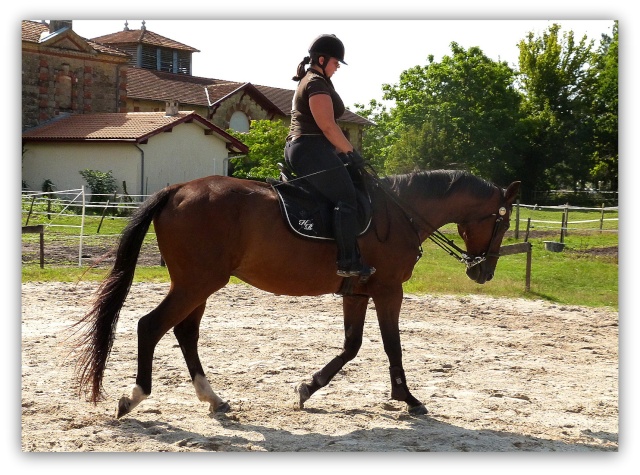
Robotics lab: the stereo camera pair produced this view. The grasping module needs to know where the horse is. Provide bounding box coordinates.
[72,169,520,418]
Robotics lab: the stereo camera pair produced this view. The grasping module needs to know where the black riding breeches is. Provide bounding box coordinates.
[284,135,357,209]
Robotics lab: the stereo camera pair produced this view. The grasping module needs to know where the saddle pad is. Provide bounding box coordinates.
[271,179,372,241]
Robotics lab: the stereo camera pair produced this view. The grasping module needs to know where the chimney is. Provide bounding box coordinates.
[49,20,72,32]
[165,100,180,116]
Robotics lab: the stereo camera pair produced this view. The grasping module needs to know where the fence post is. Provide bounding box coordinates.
[79,186,85,266]
[514,200,520,240]
[600,203,605,232]
[525,244,532,292]
[560,203,569,243]
[97,200,110,234]
[39,226,44,268]
[25,196,36,226]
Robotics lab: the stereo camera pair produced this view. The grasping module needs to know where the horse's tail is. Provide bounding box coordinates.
[72,187,173,404]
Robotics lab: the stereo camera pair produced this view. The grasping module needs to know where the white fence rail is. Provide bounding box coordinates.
[22,187,151,266]
[22,189,619,267]
[512,202,618,242]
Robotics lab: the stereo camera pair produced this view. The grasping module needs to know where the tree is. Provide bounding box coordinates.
[228,119,289,180]
[352,99,396,172]
[587,21,618,191]
[359,43,522,185]
[516,24,597,198]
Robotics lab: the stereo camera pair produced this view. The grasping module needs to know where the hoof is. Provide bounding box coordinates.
[213,401,231,413]
[293,382,311,410]
[116,396,132,419]
[407,403,428,415]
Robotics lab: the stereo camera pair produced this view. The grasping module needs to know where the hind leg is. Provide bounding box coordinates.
[116,289,209,418]
[173,303,230,413]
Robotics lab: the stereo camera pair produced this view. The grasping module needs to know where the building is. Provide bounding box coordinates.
[21,20,371,194]
[90,21,370,144]
[22,106,248,196]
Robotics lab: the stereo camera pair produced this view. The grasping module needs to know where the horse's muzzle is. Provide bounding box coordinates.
[466,262,494,284]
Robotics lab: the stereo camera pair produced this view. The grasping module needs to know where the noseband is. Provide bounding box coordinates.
[429,205,508,269]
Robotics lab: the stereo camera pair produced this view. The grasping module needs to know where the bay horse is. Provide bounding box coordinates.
[73,169,520,418]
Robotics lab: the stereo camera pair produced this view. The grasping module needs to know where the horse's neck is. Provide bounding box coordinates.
[395,190,479,235]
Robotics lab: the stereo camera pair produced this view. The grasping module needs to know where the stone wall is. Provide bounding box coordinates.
[22,45,127,130]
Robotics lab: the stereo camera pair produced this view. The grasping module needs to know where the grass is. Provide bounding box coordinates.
[405,231,618,309]
[21,202,618,310]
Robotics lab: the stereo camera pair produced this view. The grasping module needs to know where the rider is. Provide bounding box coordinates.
[285,34,375,280]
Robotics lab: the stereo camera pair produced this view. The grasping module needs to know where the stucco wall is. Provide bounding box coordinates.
[22,122,231,197]
[137,122,229,194]
[22,142,139,195]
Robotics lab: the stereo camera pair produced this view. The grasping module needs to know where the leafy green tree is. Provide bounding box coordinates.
[358,43,522,185]
[228,119,289,180]
[352,99,395,173]
[587,21,618,191]
[516,24,597,197]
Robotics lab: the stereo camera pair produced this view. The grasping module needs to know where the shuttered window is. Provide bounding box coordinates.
[159,48,173,72]
[137,45,191,74]
[176,51,191,75]
[140,45,156,70]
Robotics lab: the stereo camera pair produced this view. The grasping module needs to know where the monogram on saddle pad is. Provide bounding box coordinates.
[269,164,373,240]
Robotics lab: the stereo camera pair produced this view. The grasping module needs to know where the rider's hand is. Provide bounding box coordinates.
[345,150,366,169]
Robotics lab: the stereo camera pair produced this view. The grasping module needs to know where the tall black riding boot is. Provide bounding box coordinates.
[333,201,375,281]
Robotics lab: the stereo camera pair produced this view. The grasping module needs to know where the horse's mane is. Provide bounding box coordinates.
[383,169,496,200]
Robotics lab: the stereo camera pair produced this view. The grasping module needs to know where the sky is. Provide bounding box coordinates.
[70,19,615,110]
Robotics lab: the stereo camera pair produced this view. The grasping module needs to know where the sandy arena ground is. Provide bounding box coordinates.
[21,280,618,453]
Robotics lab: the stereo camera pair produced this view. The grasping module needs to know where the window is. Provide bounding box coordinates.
[176,51,191,74]
[159,48,173,72]
[55,74,72,110]
[140,45,156,69]
[229,111,250,133]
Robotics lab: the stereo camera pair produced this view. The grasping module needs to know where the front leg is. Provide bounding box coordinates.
[373,286,428,415]
[294,294,369,410]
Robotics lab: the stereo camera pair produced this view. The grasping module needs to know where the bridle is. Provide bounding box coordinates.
[429,205,509,269]
[364,165,510,269]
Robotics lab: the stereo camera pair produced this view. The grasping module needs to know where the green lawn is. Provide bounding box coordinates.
[22,200,618,310]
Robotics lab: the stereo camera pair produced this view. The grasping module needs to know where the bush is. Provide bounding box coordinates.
[79,169,117,203]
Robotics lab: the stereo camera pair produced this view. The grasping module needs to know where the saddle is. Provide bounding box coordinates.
[269,163,373,241]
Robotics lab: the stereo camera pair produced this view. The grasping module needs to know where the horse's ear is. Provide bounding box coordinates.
[504,181,521,204]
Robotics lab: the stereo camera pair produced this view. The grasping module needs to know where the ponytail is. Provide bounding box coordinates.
[292,56,311,81]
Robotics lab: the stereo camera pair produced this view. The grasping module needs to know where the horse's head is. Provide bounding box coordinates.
[457,181,521,284]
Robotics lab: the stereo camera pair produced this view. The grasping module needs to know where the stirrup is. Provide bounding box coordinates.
[337,264,376,283]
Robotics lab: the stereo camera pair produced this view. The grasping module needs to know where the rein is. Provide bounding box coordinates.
[269,162,507,268]
[362,164,507,269]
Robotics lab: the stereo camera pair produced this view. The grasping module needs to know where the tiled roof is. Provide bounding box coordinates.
[127,68,243,107]
[255,84,372,126]
[21,20,49,42]
[91,28,200,52]
[21,20,130,58]
[126,68,373,126]
[22,111,248,152]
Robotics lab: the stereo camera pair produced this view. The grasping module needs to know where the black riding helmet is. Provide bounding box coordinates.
[308,34,347,65]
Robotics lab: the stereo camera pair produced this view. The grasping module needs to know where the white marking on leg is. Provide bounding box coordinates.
[128,384,148,409]
[117,384,148,418]
[193,374,225,412]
